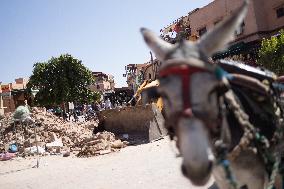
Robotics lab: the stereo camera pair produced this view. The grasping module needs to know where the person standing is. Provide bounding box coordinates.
[68,102,75,121]
[82,103,87,117]
[105,98,112,110]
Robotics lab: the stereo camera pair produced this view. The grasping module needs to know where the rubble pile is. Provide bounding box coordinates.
[76,131,128,157]
[0,107,127,157]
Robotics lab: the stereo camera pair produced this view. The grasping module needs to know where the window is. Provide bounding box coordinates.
[276,7,284,18]
[148,73,152,79]
[198,27,207,36]
[96,85,100,89]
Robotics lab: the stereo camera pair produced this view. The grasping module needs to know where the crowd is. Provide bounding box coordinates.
[47,96,133,123]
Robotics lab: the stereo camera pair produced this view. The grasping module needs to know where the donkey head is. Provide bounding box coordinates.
[141,0,248,186]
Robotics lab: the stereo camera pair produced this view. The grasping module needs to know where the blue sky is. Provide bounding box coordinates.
[0,0,212,87]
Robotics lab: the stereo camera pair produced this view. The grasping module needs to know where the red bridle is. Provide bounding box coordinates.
[159,65,209,111]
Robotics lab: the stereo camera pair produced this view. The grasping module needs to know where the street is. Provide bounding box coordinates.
[0,138,213,189]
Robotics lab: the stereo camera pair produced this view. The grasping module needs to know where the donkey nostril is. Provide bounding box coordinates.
[181,164,187,176]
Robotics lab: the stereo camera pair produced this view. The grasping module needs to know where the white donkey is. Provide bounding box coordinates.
[141,0,284,188]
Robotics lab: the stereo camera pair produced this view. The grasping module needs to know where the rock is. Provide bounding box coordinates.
[46,139,63,148]
[111,140,125,148]
[25,146,45,155]
[50,133,58,142]
[24,139,33,148]
[55,147,61,153]
[4,144,9,151]
[42,132,49,138]
[99,149,111,155]
[35,142,46,148]
[63,151,70,157]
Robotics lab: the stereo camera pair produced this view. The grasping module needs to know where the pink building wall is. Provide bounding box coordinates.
[188,0,284,44]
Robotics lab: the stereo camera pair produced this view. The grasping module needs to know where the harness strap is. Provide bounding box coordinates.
[182,74,190,109]
[159,65,207,110]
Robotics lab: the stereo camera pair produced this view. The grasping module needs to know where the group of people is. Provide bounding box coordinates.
[91,98,130,111]
[93,98,112,111]
[65,99,118,122]
[48,95,133,122]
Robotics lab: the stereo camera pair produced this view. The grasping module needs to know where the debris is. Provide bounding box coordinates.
[46,139,63,148]
[24,146,45,155]
[9,143,18,153]
[111,139,127,148]
[0,107,127,157]
[0,152,16,161]
[99,149,111,155]
[13,106,30,121]
[76,131,126,157]
[63,150,71,157]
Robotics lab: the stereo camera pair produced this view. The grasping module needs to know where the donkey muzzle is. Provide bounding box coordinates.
[178,118,213,186]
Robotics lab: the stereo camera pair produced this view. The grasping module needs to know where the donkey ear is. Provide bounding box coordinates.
[140,28,174,61]
[197,0,249,57]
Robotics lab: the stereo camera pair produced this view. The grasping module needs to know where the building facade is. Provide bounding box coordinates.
[89,72,115,93]
[124,63,147,92]
[0,78,29,114]
[142,59,161,81]
[189,0,284,43]
[161,0,284,61]
[124,59,162,92]
[126,0,284,91]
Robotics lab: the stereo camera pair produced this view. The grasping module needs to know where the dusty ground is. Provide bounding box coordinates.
[0,137,213,189]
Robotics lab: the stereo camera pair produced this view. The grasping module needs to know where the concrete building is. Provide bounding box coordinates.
[189,0,284,42]
[124,63,147,92]
[0,78,29,114]
[0,82,3,116]
[89,72,115,93]
[161,0,284,61]
[127,0,284,90]
[142,59,161,81]
[124,59,162,92]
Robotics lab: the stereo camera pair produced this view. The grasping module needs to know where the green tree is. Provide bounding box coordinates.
[257,30,284,75]
[27,54,97,106]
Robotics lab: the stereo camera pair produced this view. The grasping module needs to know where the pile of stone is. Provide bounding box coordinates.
[0,107,127,157]
[76,131,128,157]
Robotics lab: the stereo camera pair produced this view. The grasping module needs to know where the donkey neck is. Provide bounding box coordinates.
[224,83,277,152]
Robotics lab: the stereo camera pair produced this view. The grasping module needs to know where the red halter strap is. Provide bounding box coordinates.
[159,65,208,110]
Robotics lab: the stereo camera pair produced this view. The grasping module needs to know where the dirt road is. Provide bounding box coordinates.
[0,138,213,189]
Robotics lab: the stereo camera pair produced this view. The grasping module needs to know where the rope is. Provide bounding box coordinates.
[219,159,238,189]
[221,87,281,189]
[224,90,262,160]
[215,141,238,189]
[267,156,280,189]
